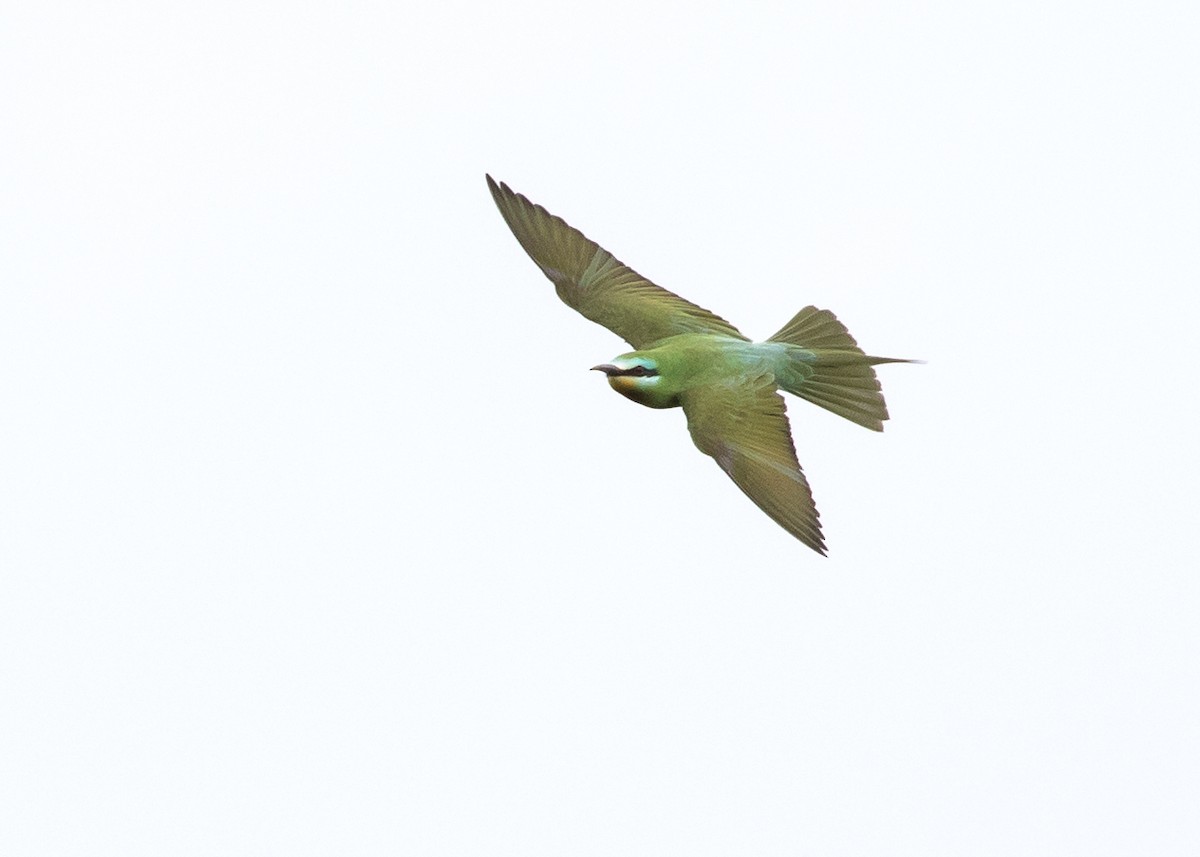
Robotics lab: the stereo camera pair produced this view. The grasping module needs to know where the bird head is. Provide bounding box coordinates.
[591,354,676,409]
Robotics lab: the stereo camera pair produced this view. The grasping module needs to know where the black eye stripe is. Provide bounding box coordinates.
[618,365,657,377]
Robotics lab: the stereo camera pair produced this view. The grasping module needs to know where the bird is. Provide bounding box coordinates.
[486,175,914,555]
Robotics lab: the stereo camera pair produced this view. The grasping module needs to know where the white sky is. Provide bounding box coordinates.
[3,1,1198,854]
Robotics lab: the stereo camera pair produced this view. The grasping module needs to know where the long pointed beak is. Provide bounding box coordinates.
[591,364,620,376]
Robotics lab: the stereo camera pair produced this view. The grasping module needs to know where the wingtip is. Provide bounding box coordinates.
[485,174,511,210]
[486,173,513,194]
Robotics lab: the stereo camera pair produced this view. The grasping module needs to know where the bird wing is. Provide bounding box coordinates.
[487,176,747,350]
[681,373,826,554]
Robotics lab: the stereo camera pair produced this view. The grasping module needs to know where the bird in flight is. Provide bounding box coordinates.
[487,175,914,555]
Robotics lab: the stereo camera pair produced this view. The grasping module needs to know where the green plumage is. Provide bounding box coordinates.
[487,175,915,555]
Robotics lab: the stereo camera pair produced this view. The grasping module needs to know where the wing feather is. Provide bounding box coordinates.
[487,176,747,349]
[682,374,825,554]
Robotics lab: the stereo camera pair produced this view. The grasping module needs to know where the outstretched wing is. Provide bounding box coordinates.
[487,176,747,349]
[681,373,825,555]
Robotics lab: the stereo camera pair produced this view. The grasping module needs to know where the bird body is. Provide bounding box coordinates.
[487,175,914,555]
[596,334,774,409]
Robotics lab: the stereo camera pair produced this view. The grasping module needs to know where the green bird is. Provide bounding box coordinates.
[487,175,914,555]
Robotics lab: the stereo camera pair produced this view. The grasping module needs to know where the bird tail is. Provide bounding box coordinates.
[766,306,915,432]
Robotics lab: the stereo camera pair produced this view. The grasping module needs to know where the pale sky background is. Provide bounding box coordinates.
[2,1,1198,855]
